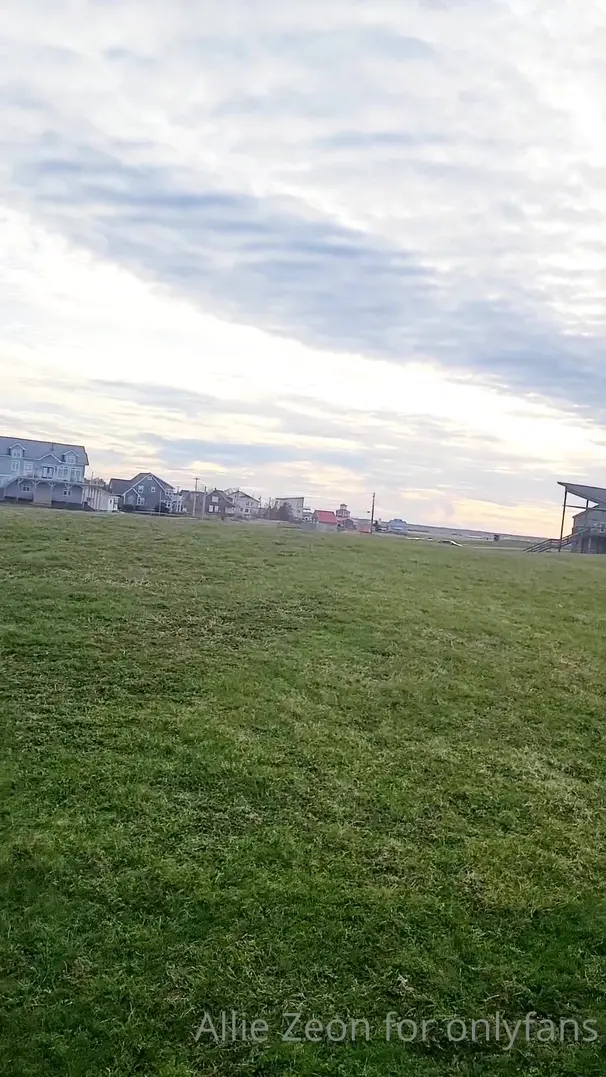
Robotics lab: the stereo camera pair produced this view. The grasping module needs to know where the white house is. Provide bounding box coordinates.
[274,496,305,521]
[83,482,119,512]
[226,489,261,518]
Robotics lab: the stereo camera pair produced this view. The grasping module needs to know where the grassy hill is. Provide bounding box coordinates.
[2,510,605,1076]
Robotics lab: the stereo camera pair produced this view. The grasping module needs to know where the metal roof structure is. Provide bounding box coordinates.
[313,510,339,525]
[557,482,606,506]
[552,481,606,553]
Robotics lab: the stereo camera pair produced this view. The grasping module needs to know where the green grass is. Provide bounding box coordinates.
[1,509,605,1076]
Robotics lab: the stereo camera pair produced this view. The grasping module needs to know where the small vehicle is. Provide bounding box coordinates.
[439,539,462,546]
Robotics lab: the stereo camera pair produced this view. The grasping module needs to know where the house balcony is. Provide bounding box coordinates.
[9,468,84,483]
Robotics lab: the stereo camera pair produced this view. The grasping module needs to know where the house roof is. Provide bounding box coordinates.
[0,436,88,466]
[314,510,339,524]
[228,489,261,503]
[110,472,175,496]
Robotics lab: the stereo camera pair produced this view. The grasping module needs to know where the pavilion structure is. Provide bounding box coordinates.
[556,482,606,553]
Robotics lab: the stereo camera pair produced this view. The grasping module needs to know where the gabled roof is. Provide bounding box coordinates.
[130,472,174,493]
[229,489,261,503]
[110,472,175,496]
[0,436,88,466]
[207,488,235,503]
[558,481,606,506]
[314,510,339,524]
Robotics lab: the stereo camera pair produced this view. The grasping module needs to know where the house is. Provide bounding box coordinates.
[180,489,203,516]
[0,436,88,507]
[109,473,183,513]
[388,519,408,535]
[83,481,119,513]
[312,509,339,531]
[225,489,261,518]
[335,504,357,530]
[353,518,371,533]
[205,489,235,518]
[274,496,305,521]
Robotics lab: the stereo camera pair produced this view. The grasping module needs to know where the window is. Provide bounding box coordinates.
[23,461,33,475]
[11,460,20,472]
[21,483,31,492]
[137,485,144,493]
[137,496,145,506]
[63,488,70,496]
[57,466,69,479]
[150,486,155,493]
[10,446,23,458]
[211,495,219,503]
[41,466,54,478]
[69,468,81,482]
[64,452,76,465]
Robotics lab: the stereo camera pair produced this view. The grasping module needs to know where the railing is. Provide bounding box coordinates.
[525,537,559,553]
[525,527,590,553]
[9,469,84,482]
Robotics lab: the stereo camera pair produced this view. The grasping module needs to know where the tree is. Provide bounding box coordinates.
[276,502,292,522]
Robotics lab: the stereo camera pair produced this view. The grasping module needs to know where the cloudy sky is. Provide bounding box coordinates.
[3,0,606,532]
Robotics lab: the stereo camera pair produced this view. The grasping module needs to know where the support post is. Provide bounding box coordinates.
[369,491,376,534]
[558,486,568,551]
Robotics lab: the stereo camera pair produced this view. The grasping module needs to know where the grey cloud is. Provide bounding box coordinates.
[142,434,369,471]
[3,0,606,431]
[9,143,606,421]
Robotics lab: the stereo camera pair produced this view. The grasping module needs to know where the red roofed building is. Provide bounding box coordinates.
[312,509,339,531]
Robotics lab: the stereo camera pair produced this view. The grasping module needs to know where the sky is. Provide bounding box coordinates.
[3,0,606,534]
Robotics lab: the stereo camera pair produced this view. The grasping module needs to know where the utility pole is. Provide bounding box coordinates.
[192,477,199,517]
[369,491,376,534]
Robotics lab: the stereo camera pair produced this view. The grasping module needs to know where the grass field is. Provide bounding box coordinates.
[2,509,605,1076]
